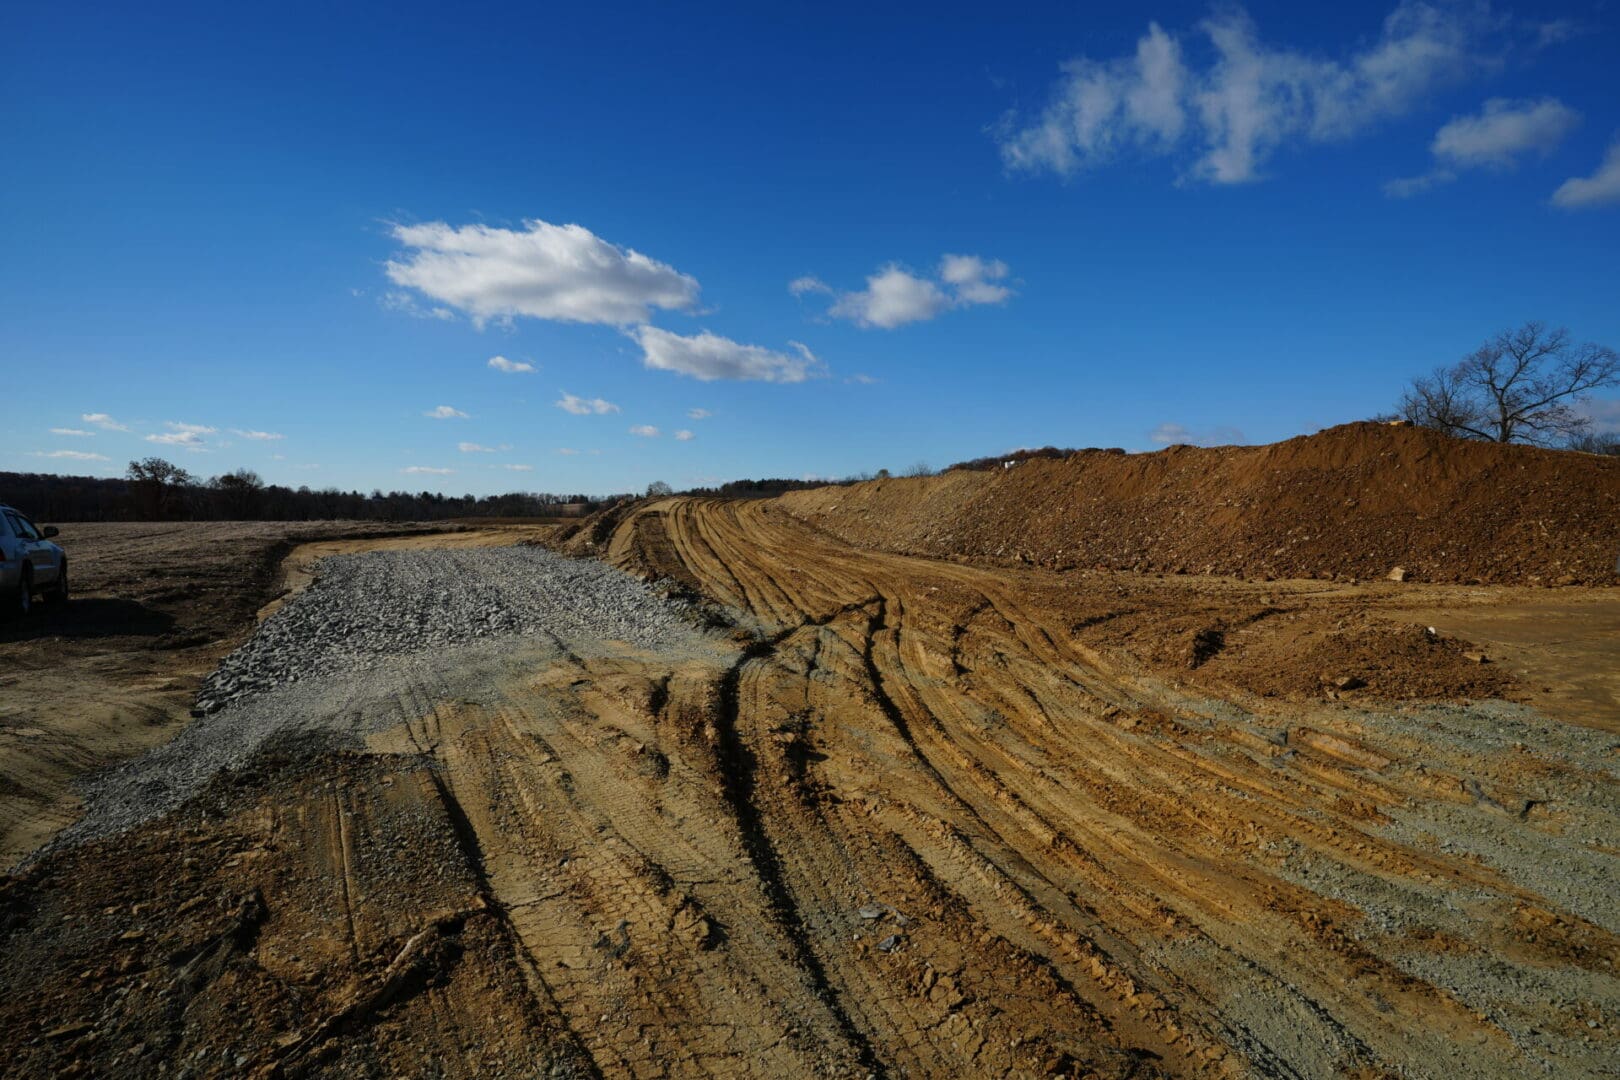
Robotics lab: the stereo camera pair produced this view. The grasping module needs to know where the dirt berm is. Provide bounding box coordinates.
[775,423,1620,585]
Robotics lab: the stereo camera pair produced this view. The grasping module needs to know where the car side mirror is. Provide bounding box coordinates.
[42,526,59,539]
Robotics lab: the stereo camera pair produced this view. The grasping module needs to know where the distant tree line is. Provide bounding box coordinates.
[2,457,619,523]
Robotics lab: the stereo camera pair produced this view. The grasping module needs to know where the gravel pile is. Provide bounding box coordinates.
[51,545,720,851]
[195,546,701,713]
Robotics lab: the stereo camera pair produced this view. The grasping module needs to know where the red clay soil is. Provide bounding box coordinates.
[779,422,1620,586]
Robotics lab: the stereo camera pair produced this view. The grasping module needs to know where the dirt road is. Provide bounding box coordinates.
[2,504,1616,1077]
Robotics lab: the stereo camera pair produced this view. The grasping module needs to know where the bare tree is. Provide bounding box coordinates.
[645,480,673,498]
[1397,322,1619,445]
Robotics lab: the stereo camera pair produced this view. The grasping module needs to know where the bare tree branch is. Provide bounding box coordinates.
[1394,323,1619,444]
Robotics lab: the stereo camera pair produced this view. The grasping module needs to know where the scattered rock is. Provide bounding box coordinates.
[857,904,887,921]
[876,934,904,953]
[1462,651,1489,664]
[1387,567,1408,583]
[1332,675,1366,691]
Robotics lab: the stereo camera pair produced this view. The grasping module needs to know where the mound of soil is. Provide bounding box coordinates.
[780,423,1620,586]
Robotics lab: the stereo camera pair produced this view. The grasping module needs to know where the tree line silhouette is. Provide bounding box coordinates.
[2,458,613,523]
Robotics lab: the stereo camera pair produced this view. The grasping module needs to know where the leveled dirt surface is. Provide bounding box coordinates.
[777,423,1620,586]
[0,522,492,865]
[5,503,1614,1077]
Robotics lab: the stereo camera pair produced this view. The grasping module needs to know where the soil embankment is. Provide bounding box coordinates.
[778,423,1620,585]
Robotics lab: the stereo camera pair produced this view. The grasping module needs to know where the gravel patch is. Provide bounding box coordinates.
[48,545,724,853]
[195,546,704,713]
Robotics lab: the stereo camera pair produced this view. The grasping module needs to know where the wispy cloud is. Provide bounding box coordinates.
[401,465,455,475]
[166,421,218,435]
[424,405,469,419]
[50,428,96,437]
[1552,137,1620,209]
[789,275,833,297]
[458,442,497,453]
[231,428,285,441]
[30,449,109,462]
[1149,422,1246,447]
[1000,3,1508,185]
[629,425,660,438]
[385,218,700,327]
[146,428,211,450]
[556,448,582,455]
[632,326,823,382]
[380,291,456,321]
[845,373,880,385]
[82,412,129,431]
[487,355,536,373]
[823,255,1013,329]
[502,463,534,471]
[686,408,712,420]
[1386,97,1580,197]
[555,392,621,415]
[674,429,695,441]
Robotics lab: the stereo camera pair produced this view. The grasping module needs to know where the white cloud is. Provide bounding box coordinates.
[1387,97,1579,198]
[385,218,700,327]
[165,421,218,435]
[629,425,660,437]
[502,463,535,471]
[1573,398,1620,434]
[789,275,833,297]
[424,405,469,419]
[1432,97,1578,168]
[487,355,535,373]
[81,412,129,431]
[30,450,109,462]
[231,429,285,441]
[1149,422,1246,446]
[686,407,712,420]
[939,254,1013,305]
[1552,138,1620,209]
[556,448,582,455]
[845,373,879,385]
[825,256,1013,328]
[830,266,950,329]
[1002,3,1504,185]
[674,430,694,441]
[1383,170,1456,197]
[50,428,95,437]
[402,465,455,475]
[458,442,497,453]
[145,431,207,448]
[632,326,823,382]
[555,392,621,415]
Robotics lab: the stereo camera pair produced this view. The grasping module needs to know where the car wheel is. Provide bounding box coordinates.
[45,562,68,605]
[15,568,32,617]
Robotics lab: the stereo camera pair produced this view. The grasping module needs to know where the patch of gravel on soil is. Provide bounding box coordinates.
[195,546,705,712]
[46,546,724,853]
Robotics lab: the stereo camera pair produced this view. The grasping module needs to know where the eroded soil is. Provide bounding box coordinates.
[2,505,1617,1078]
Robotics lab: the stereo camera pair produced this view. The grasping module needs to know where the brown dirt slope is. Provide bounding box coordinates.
[778,423,1620,585]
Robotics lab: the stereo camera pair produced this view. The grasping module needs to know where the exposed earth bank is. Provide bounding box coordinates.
[776,423,1620,586]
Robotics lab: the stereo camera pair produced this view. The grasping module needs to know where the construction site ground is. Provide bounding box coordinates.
[1,503,1615,1078]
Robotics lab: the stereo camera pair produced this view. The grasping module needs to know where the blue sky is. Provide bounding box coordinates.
[4,1,1618,496]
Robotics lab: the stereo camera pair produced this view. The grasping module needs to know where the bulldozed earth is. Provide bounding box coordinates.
[2,426,1618,1078]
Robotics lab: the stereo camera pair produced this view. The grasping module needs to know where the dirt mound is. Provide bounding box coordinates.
[779,423,1620,585]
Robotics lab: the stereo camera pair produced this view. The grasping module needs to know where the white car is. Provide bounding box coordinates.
[0,504,67,616]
